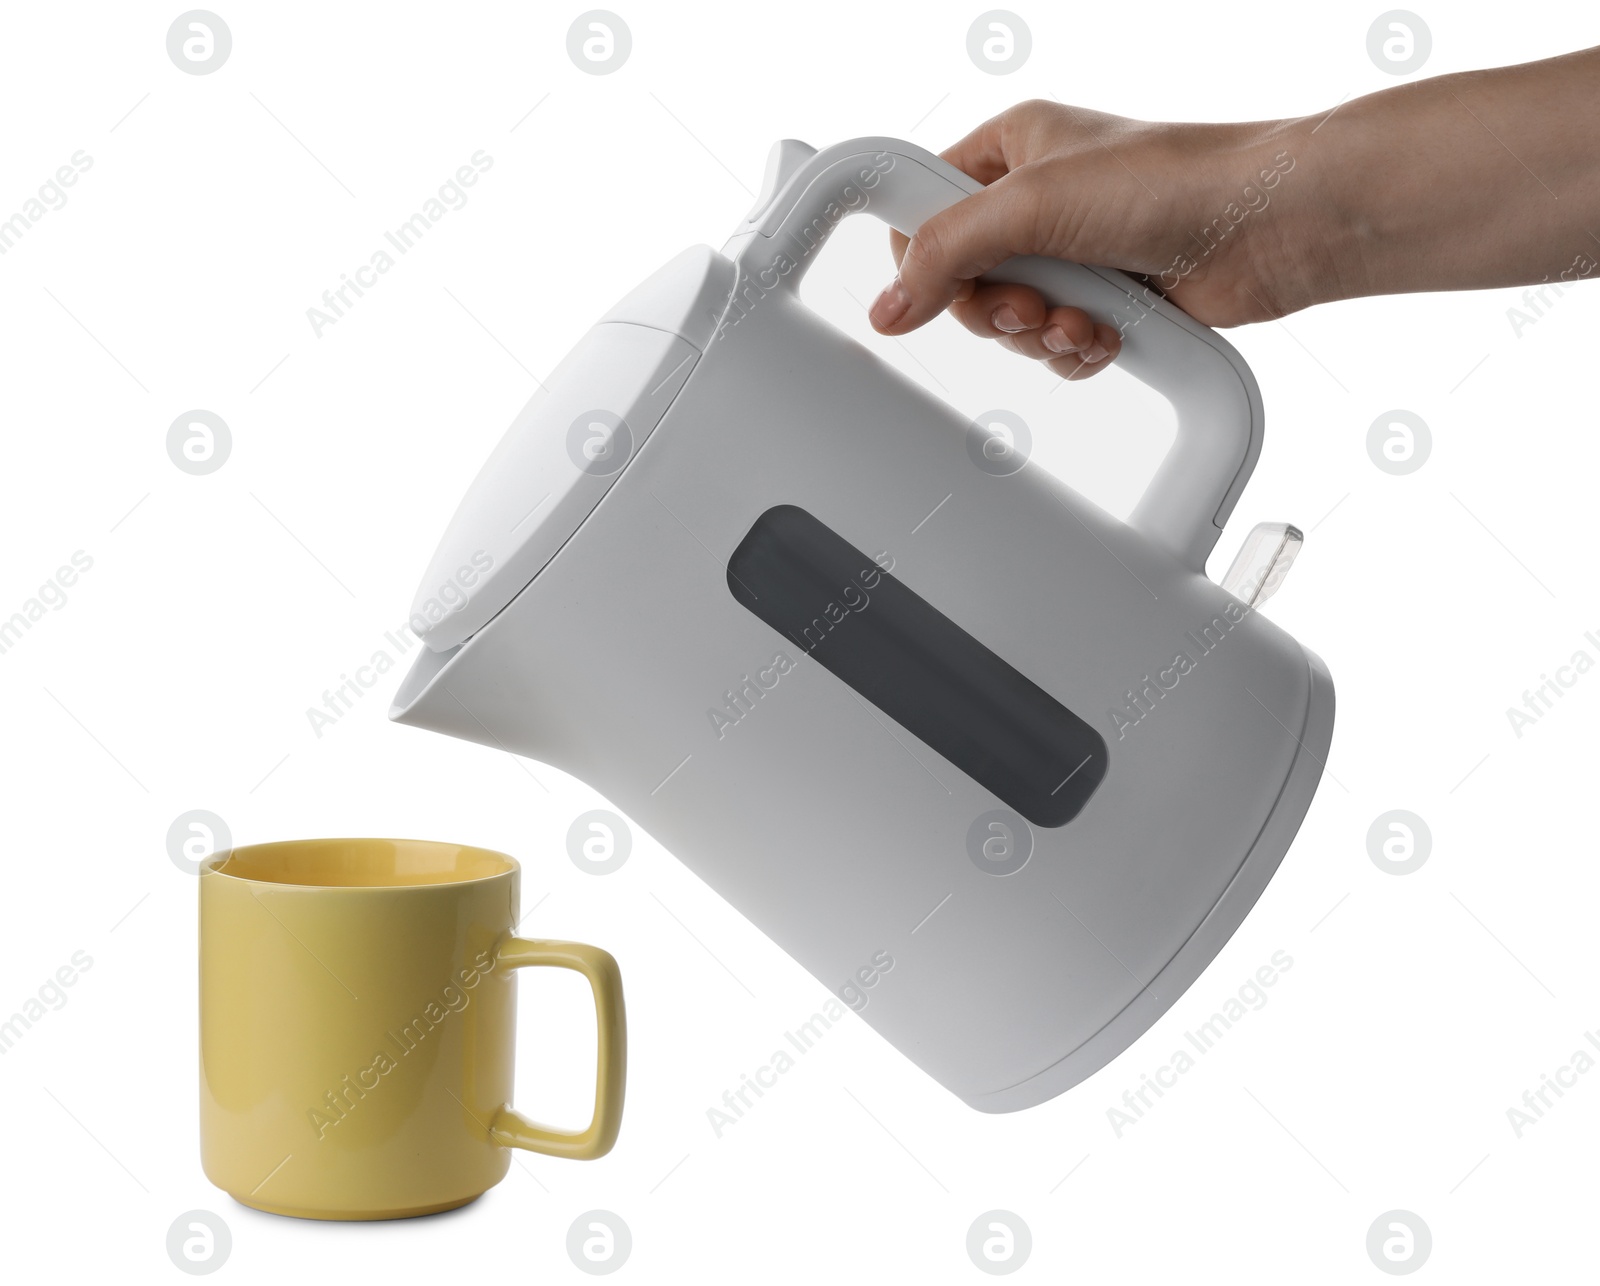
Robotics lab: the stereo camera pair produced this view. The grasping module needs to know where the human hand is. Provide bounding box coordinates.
[868,99,1320,380]
[871,52,1600,380]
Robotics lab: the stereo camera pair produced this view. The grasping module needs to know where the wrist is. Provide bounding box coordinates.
[1236,115,1358,316]
[1158,117,1353,324]
[1276,96,1415,308]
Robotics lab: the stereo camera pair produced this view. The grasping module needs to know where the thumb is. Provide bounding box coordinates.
[870,170,1045,335]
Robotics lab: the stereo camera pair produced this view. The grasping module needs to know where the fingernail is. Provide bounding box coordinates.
[1083,342,1110,363]
[869,277,911,329]
[992,304,1027,333]
[1042,325,1078,354]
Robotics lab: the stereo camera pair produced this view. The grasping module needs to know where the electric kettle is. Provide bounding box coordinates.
[391,137,1334,1112]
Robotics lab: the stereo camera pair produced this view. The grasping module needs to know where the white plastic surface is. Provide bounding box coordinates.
[600,244,735,351]
[393,251,1332,1109]
[726,138,1265,573]
[743,138,818,224]
[409,320,701,652]
[393,135,1331,1112]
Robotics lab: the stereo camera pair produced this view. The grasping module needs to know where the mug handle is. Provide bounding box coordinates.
[488,939,626,1160]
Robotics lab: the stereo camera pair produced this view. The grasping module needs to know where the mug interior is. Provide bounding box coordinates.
[206,838,516,888]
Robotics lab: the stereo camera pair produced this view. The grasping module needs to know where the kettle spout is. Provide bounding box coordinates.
[388,642,476,740]
[389,631,556,764]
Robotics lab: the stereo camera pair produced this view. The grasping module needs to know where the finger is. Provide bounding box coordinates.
[938,114,1014,185]
[948,282,1050,337]
[1024,305,1100,359]
[886,228,976,303]
[889,104,1040,284]
[1048,321,1122,381]
[939,99,1062,184]
[995,317,1117,375]
[992,305,1097,359]
[869,172,1044,335]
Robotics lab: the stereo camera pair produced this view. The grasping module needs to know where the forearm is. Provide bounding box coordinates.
[1287,48,1600,305]
[874,57,1600,361]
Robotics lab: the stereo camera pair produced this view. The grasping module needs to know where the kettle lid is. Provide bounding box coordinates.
[407,246,734,652]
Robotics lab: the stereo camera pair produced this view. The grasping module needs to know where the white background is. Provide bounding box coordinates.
[2,1,1596,1281]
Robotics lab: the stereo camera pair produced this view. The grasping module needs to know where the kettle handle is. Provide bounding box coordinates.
[725,137,1264,576]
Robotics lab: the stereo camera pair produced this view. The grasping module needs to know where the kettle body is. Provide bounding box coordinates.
[391,138,1334,1111]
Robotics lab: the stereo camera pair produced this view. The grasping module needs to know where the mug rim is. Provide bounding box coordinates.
[201,837,519,890]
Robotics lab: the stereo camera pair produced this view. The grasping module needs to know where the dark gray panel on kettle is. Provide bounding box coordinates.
[726,504,1108,827]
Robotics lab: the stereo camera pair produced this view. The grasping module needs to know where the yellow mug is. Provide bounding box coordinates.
[199,838,625,1220]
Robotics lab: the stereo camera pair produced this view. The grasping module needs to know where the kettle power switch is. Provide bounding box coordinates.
[1221,522,1303,608]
